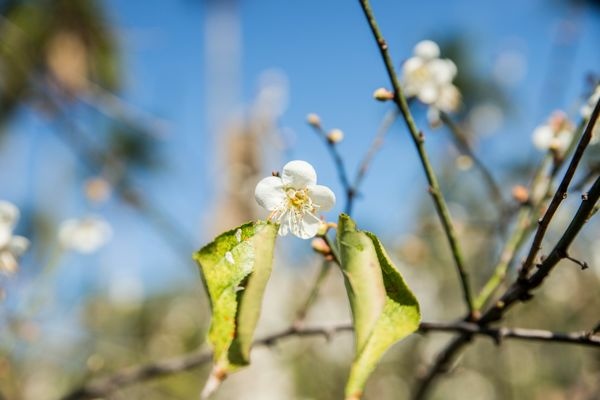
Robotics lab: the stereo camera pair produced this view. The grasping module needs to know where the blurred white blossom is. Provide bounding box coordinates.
[401,40,461,125]
[581,86,600,144]
[0,201,30,274]
[532,111,574,153]
[59,216,112,253]
[255,160,335,239]
[580,86,600,119]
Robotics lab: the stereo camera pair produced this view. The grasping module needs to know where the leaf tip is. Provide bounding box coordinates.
[337,213,356,233]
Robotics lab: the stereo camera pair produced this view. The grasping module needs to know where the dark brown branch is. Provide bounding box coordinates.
[413,334,472,400]
[61,321,600,400]
[414,173,600,398]
[480,174,600,325]
[519,96,600,279]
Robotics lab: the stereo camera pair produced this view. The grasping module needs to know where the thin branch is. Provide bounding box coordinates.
[518,96,600,279]
[412,334,472,400]
[292,260,333,327]
[61,321,600,400]
[480,174,600,325]
[351,109,398,201]
[309,123,353,212]
[415,173,600,397]
[358,0,474,316]
[473,155,554,310]
[439,112,506,218]
[474,112,589,310]
[589,321,600,337]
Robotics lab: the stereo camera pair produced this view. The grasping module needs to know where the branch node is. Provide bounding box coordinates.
[518,291,533,302]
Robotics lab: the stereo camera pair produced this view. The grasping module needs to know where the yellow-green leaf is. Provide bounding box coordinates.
[193,220,277,396]
[337,214,420,400]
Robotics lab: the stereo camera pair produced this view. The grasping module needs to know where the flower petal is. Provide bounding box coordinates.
[281,160,317,189]
[254,176,286,211]
[0,226,11,248]
[9,236,29,256]
[59,216,112,253]
[278,210,291,236]
[402,57,425,76]
[0,251,17,274]
[0,201,19,230]
[309,185,336,212]
[429,59,457,84]
[434,84,461,112]
[414,40,440,60]
[293,212,321,239]
[532,125,554,150]
[418,84,439,104]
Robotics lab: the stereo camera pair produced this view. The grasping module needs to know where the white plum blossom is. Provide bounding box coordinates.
[255,160,336,239]
[0,201,30,274]
[401,40,461,124]
[59,215,112,254]
[532,111,574,153]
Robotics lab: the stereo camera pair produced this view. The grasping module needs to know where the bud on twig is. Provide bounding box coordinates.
[327,129,344,144]
[311,237,331,256]
[511,185,530,204]
[373,87,394,101]
[306,113,321,128]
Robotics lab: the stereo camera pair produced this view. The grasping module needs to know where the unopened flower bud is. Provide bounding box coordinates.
[511,185,530,204]
[311,237,331,255]
[455,155,473,171]
[316,221,336,236]
[84,177,112,203]
[373,87,394,101]
[327,129,344,144]
[306,113,321,128]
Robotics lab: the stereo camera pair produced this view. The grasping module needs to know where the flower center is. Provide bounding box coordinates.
[285,188,312,211]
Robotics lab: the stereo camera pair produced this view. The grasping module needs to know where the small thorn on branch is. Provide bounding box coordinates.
[564,254,589,270]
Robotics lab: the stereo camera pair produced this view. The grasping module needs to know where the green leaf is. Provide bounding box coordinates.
[337,214,420,400]
[193,220,277,396]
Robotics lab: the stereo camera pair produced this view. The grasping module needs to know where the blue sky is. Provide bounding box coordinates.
[1,0,599,302]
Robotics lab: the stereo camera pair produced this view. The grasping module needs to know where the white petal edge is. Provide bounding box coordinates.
[278,210,291,236]
[9,236,29,256]
[414,40,440,60]
[255,176,286,211]
[532,125,554,150]
[0,226,11,248]
[0,251,17,274]
[294,212,321,239]
[309,185,336,212]
[281,160,317,189]
[0,201,19,230]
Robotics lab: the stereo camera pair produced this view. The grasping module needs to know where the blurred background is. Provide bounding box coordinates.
[1,0,600,399]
